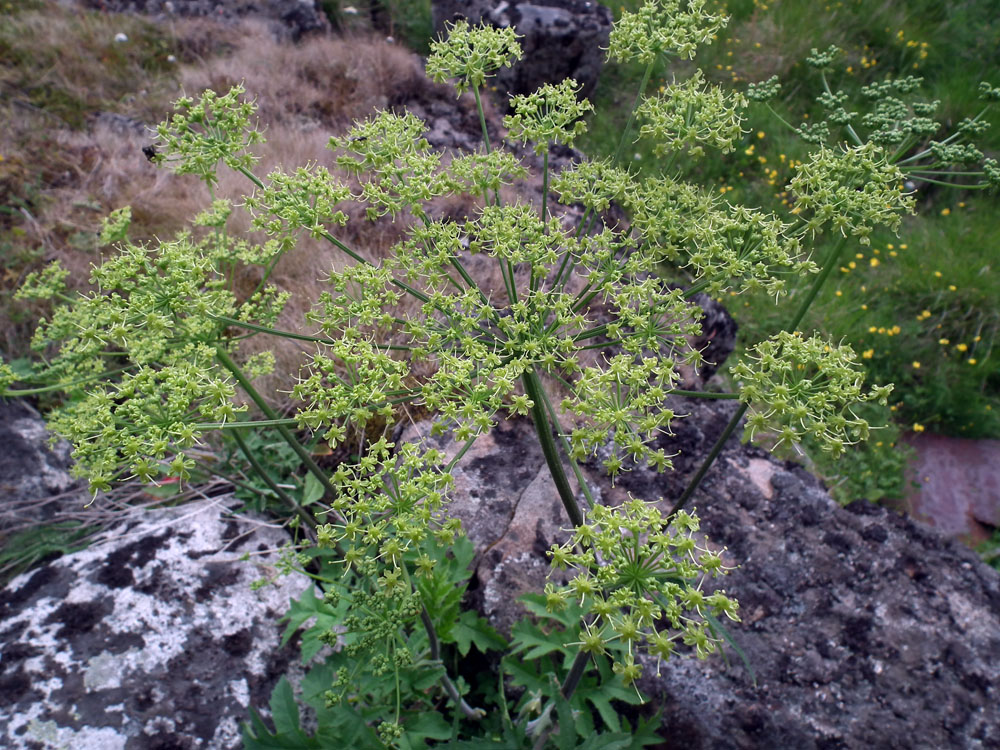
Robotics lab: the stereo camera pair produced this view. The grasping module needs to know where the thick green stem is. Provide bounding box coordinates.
[612,60,655,166]
[214,346,337,502]
[522,368,584,528]
[669,237,848,519]
[668,389,740,399]
[230,427,317,535]
[532,378,596,509]
[419,605,485,719]
[2,366,132,397]
[560,649,591,701]
[209,315,415,351]
[667,401,746,518]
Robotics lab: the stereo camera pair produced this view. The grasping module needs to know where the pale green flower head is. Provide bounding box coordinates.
[788,142,915,243]
[426,20,522,95]
[638,70,748,157]
[0,363,16,393]
[244,166,352,239]
[99,205,133,245]
[547,499,738,682]
[154,85,264,185]
[746,75,781,103]
[732,331,893,456]
[15,261,69,301]
[608,0,728,64]
[316,438,458,567]
[504,78,594,154]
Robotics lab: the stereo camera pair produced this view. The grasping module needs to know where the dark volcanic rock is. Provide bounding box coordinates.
[401,397,1000,749]
[0,498,302,749]
[432,0,613,100]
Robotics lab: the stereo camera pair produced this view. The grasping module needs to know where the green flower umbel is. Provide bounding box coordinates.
[546,500,738,685]
[426,20,522,95]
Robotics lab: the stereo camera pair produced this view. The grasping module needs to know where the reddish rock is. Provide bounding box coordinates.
[903,431,1000,543]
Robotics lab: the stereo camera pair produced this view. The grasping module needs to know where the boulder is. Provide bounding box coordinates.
[400,396,1000,748]
[0,497,302,750]
[77,0,330,40]
[0,399,76,534]
[431,0,613,100]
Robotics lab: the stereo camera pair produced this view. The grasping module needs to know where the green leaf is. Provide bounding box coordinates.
[574,733,633,750]
[621,713,665,748]
[704,610,757,686]
[451,609,508,656]
[269,676,300,736]
[403,710,453,744]
[509,619,568,660]
[554,682,579,750]
[502,655,548,694]
[302,471,325,505]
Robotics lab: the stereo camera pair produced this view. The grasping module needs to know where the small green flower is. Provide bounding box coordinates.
[746,75,781,103]
[732,331,893,456]
[100,205,133,245]
[548,500,738,679]
[15,261,69,301]
[426,20,522,95]
[637,70,748,157]
[788,142,915,243]
[154,85,264,185]
[504,79,593,154]
[244,165,352,238]
[608,0,728,64]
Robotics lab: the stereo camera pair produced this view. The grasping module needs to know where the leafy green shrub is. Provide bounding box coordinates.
[4,3,996,745]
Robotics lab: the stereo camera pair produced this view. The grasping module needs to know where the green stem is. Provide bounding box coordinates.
[1,366,132,397]
[419,604,485,720]
[522,368,583,528]
[236,164,265,189]
[196,418,301,430]
[908,176,989,189]
[820,72,863,148]
[230,427,317,535]
[667,389,740,399]
[541,148,550,227]
[561,648,591,700]
[214,345,338,502]
[209,315,415,351]
[667,401,746,518]
[669,236,848,519]
[612,60,656,166]
[533,378,596,509]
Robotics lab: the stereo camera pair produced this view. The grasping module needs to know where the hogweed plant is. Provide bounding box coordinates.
[4,3,998,746]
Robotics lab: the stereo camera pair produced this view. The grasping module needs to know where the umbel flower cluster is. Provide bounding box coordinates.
[5,1,997,743]
[546,501,738,686]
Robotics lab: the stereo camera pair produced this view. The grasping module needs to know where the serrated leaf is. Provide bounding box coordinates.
[518,593,586,628]
[451,609,508,656]
[509,619,567,660]
[269,676,301,735]
[503,655,547,694]
[574,733,633,750]
[405,709,454,742]
[621,713,665,748]
[582,690,621,734]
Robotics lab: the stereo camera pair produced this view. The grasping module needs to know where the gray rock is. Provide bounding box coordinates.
[432,0,613,100]
[400,396,1000,748]
[0,497,302,749]
[0,400,75,532]
[77,0,330,41]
